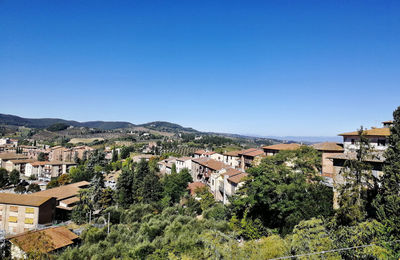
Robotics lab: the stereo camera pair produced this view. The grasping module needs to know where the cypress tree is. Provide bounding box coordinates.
[335,127,376,225]
[374,106,400,239]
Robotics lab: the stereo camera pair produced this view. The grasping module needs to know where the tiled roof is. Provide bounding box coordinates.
[30,161,48,166]
[0,193,53,207]
[328,152,385,163]
[228,172,248,184]
[187,182,206,195]
[192,157,229,171]
[0,153,28,160]
[33,181,89,201]
[311,142,344,152]
[203,151,216,156]
[8,159,36,164]
[339,127,390,137]
[223,150,240,157]
[8,226,79,253]
[262,143,301,151]
[194,149,206,155]
[221,168,242,177]
[237,148,258,155]
[176,156,192,161]
[243,150,265,157]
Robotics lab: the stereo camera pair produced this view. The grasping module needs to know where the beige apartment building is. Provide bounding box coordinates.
[0,193,56,235]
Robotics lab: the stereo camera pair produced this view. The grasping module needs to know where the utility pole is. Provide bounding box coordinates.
[107,212,110,234]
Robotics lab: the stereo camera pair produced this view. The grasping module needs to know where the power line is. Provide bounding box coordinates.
[268,240,400,260]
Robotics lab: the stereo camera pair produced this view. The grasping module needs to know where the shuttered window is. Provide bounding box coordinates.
[8,216,18,223]
[24,218,34,224]
[25,207,34,214]
[10,206,18,212]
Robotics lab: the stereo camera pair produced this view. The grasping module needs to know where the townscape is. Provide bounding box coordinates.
[1,107,400,259]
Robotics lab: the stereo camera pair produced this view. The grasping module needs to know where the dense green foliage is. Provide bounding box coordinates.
[9,169,20,186]
[374,106,400,253]
[162,166,192,205]
[0,168,8,187]
[335,128,378,225]
[47,123,69,131]
[230,146,334,236]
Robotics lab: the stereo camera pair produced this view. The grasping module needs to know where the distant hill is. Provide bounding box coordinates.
[137,121,199,133]
[0,113,135,130]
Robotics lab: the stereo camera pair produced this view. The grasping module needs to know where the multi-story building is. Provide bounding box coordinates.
[191,157,229,183]
[0,193,56,235]
[311,142,344,186]
[237,148,265,170]
[25,161,77,180]
[5,159,35,174]
[0,153,28,168]
[175,157,192,173]
[328,121,392,208]
[223,151,241,169]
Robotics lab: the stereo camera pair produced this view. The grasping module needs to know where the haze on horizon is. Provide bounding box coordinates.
[1,1,399,137]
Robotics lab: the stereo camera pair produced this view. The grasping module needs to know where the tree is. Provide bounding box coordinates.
[27,183,41,193]
[230,146,333,235]
[37,152,47,161]
[163,168,192,204]
[374,106,400,247]
[116,169,134,208]
[335,127,378,225]
[0,168,8,188]
[111,147,118,162]
[9,169,20,186]
[289,218,340,259]
[14,184,26,193]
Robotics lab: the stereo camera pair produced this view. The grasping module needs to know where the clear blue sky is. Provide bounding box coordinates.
[1,1,399,136]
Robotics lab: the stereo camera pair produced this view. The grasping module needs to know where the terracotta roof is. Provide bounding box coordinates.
[203,151,216,156]
[339,127,390,137]
[243,150,265,157]
[8,226,79,253]
[0,153,28,160]
[221,168,242,177]
[228,172,248,184]
[237,148,258,156]
[311,142,344,152]
[8,159,36,164]
[262,143,301,151]
[382,120,393,124]
[176,156,192,161]
[223,150,240,157]
[194,149,206,155]
[0,193,53,207]
[327,152,385,163]
[30,161,48,166]
[33,181,90,201]
[192,157,229,171]
[187,182,206,195]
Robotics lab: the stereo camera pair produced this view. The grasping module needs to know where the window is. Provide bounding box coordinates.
[25,207,34,214]
[378,139,386,146]
[10,206,18,212]
[24,218,34,224]
[351,139,355,145]
[8,216,18,223]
